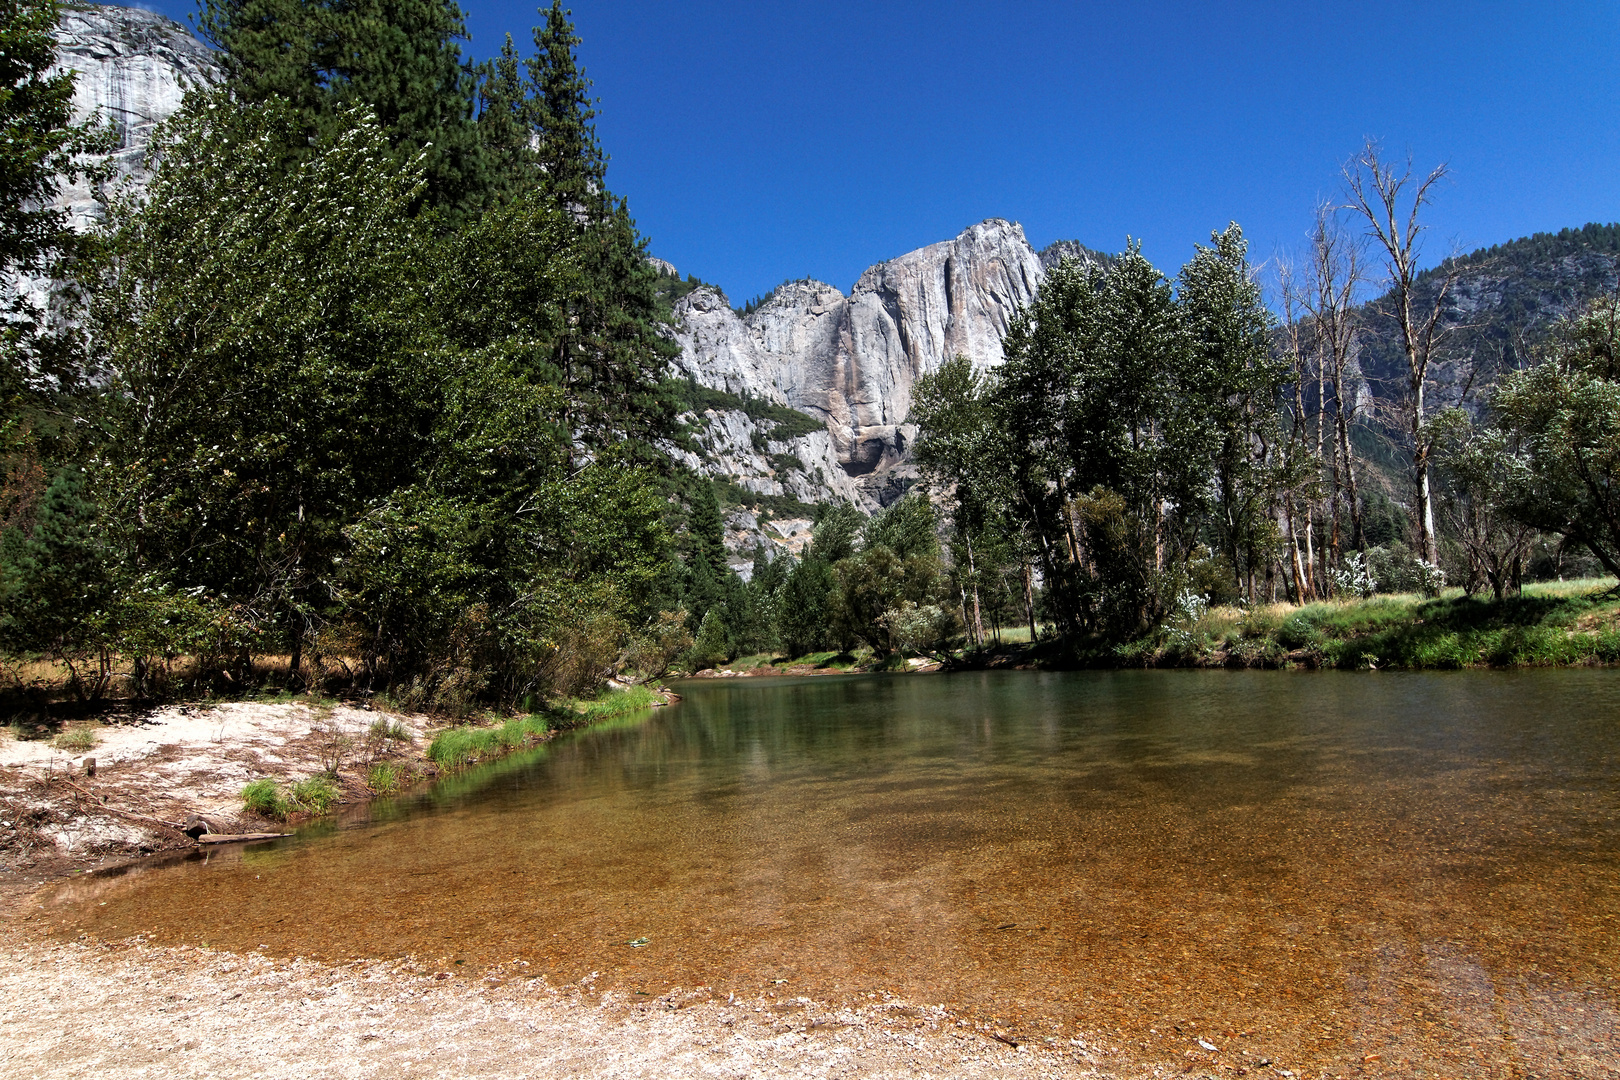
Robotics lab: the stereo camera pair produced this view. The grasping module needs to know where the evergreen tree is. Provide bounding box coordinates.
[198,0,487,219]
[0,466,109,673]
[475,33,535,206]
[527,1,603,210]
[516,2,677,448]
[776,553,833,657]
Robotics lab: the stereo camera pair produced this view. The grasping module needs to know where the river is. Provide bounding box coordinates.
[38,670,1620,1072]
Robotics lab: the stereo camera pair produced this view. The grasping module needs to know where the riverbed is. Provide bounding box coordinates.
[23,670,1620,1076]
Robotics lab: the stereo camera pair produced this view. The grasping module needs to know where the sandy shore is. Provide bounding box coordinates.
[0,699,448,887]
[0,917,1152,1080]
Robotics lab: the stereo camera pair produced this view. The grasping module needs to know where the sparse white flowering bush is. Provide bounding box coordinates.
[1164,590,1209,654]
[1331,551,1377,599]
[1413,559,1447,597]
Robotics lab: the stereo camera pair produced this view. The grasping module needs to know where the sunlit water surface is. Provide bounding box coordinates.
[39,671,1620,1073]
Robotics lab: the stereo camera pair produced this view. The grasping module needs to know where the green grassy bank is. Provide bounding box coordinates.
[424,684,666,768]
[1114,578,1620,670]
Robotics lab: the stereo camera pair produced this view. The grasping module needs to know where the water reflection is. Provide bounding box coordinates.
[37,669,1620,1074]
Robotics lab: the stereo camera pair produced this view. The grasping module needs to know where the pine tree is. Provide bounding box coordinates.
[476,34,535,206]
[515,2,677,449]
[198,0,487,219]
[0,466,109,672]
[527,1,604,211]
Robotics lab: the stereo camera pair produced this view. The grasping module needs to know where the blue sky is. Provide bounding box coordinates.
[134,1,1619,305]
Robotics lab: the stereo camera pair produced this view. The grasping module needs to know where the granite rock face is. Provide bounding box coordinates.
[671,220,1101,510]
[51,4,220,228]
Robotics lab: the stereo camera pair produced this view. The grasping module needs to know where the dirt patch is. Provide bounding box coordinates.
[0,917,1155,1080]
[0,700,432,897]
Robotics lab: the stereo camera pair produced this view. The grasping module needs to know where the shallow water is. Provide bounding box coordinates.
[40,670,1620,1072]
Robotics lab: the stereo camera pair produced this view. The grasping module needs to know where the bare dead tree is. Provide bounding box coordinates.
[1274,255,1317,601]
[1343,140,1459,565]
[1305,204,1368,566]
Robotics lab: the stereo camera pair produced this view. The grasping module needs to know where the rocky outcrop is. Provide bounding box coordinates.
[671,221,1105,510]
[51,4,219,228]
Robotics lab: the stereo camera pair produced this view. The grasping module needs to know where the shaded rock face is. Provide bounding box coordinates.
[52,4,219,228]
[672,220,1100,509]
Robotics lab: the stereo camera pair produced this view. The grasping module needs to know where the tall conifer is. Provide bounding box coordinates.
[199,0,487,218]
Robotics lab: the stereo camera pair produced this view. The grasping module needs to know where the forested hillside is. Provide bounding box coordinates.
[1356,221,1620,402]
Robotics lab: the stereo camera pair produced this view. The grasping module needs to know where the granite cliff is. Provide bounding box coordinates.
[668,221,1103,514]
[51,3,219,228]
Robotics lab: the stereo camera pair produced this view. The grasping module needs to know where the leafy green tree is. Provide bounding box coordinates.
[913,354,1031,644]
[1494,291,1620,578]
[1178,224,1286,599]
[88,95,437,679]
[995,247,1208,635]
[1430,408,1535,599]
[827,495,948,657]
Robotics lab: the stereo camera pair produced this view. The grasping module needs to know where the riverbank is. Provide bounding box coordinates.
[0,921,1144,1080]
[1108,577,1620,671]
[684,578,1620,678]
[0,686,674,906]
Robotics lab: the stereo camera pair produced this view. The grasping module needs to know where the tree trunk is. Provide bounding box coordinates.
[963,531,985,647]
[1410,376,1438,563]
[1023,561,1038,643]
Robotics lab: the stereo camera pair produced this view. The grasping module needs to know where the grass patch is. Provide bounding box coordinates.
[365,762,411,795]
[51,727,98,752]
[426,713,549,767]
[288,775,339,814]
[426,686,665,769]
[566,684,663,725]
[240,774,342,819]
[241,778,283,817]
[1108,577,1620,671]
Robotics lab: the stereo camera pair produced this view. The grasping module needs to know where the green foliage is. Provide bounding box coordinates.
[1494,292,1620,578]
[90,96,432,668]
[198,0,486,220]
[665,378,824,441]
[240,778,283,817]
[775,553,835,657]
[685,609,730,670]
[427,719,534,767]
[289,775,340,815]
[365,762,410,795]
[919,228,1284,641]
[0,0,112,288]
[0,467,110,668]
